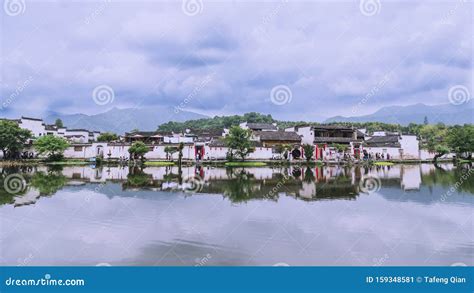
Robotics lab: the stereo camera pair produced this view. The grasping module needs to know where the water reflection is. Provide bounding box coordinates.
[0,163,473,207]
[0,163,473,266]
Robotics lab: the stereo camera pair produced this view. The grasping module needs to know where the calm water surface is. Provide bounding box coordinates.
[0,163,473,266]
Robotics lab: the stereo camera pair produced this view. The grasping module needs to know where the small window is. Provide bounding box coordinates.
[74,146,83,152]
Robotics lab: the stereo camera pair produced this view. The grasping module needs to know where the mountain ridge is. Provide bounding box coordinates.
[324,103,473,125]
[45,106,208,134]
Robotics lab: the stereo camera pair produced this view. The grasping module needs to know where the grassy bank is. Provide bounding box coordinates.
[373,161,395,166]
[45,160,91,165]
[144,161,175,166]
[225,162,267,167]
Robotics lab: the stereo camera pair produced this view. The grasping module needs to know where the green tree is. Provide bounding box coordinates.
[274,144,287,160]
[55,118,64,128]
[423,116,429,125]
[30,171,67,195]
[419,124,449,162]
[128,141,149,161]
[177,143,184,167]
[164,146,177,161]
[97,132,118,142]
[302,144,315,162]
[34,135,69,161]
[225,126,254,161]
[446,125,474,159]
[0,120,32,159]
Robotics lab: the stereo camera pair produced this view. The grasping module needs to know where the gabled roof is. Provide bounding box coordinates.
[312,125,354,131]
[256,131,301,142]
[67,129,90,132]
[246,123,278,131]
[21,116,43,122]
[364,135,401,147]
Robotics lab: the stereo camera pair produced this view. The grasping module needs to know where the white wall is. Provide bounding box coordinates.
[19,118,46,138]
[399,135,419,159]
[419,149,455,160]
[295,126,314,145]
[362,146,401,159]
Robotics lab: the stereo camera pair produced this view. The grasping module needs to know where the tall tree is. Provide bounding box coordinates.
[177,143,184,167]
[0,120,32,159]
[34,135,70,161]
[446,125,474,159]
[423,116,429,125]
[419,124,448,162]
[55,118,64,128]
[225,126,254,161]
[128,141,149,161]
[302,144,315,162]
[164,146,177,161]
[97,132,119,142]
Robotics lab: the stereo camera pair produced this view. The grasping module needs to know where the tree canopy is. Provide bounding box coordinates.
[97,132,119,142]
[158,112,275,132]
[446,125,474,158]
[55,118,64,128]
[302,144,315,162]
[225,126,254,161]
[0,120,32,159]
[128,141,149,160]
[34,135,70,161]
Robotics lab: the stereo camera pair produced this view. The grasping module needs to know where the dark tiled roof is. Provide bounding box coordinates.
[257,131,301,142]
[246,123,278,131]
[209,139,226,147]
[364,135,401,147]
[312,125,354,131]
[45,125,57,130]
[21,116,43,121]
[190,128,224,137]
[125,131,166,137]
[67,129,91,132]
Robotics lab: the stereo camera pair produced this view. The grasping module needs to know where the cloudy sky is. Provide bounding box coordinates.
[1,0,472,121]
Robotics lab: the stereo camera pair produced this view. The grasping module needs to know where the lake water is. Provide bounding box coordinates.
[0,163,473,266]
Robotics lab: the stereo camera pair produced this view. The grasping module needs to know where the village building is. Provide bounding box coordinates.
[239,122,278,132]
[287,124,363,160]
[1,117,446,162]
[363,133,420,160]
[4,117,102,143]
[253,131,302,147]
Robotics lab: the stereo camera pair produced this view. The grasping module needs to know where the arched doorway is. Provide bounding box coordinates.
[291,148,301,160]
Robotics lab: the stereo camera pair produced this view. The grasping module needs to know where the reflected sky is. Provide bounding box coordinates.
[0,164,473,266]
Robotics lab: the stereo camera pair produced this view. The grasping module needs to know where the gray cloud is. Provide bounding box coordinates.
[1,0,472,120]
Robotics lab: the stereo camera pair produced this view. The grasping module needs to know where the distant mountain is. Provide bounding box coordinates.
[45,106,208,134]
[325,103,473,125]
